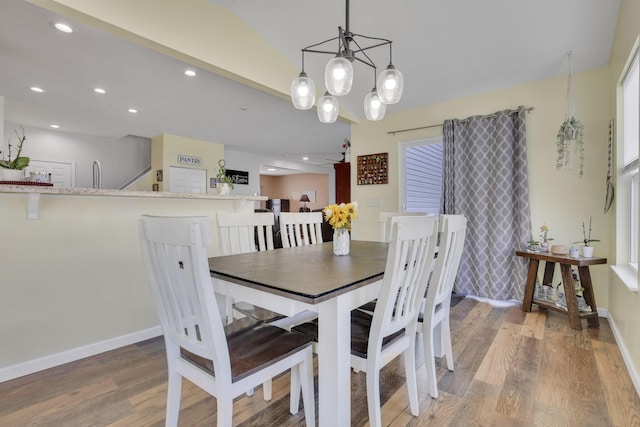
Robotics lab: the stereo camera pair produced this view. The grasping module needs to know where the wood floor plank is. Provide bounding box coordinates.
[1,300,639,426]
[592,328,640,426]
[493,335,540,423]
[474,321,522,386]
[0,378,119,426]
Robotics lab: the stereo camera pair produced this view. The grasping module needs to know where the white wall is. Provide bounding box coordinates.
[3,122,150,189]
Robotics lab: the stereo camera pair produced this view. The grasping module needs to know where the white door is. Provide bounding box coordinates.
[169,166,206,194]
[27,160,75,187]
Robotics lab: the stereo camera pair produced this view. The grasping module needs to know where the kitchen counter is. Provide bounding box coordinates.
[0,185,265,220]
[0,184,265,201]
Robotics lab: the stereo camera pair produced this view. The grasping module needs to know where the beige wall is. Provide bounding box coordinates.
[352,66,609,256]
[260,173,330,212]
[0,193,239,372]
[352,67,611,309]
[607,0,640,390]
[151,133,225,194]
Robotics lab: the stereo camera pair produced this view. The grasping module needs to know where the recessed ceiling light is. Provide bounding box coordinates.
[54,22,73,33]
[184,69,196,77]
[128,108,138,113]
[267,168,277,172]
[50,124,60,129]
[30,87,44,93]
[302,156,309,161]
[94,88,106,94]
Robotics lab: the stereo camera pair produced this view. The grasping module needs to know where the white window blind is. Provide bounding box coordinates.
[405,143,443,213]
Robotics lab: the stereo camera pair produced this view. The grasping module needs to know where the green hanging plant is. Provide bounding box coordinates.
[556,51,585,178]
[556,115,584,177]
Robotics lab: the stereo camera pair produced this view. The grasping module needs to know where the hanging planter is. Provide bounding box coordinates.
[556,115,584,177]
[556,51,585,177]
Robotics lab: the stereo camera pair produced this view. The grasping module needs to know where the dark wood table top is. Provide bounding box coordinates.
[209,241,388,304]
[515,250,607,266]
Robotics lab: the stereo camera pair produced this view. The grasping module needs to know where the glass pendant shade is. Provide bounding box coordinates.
[364,89,386,121]
[290,72,316,110]
[317,92,339,123]
[377,64,404,104]
[325,56,354,96]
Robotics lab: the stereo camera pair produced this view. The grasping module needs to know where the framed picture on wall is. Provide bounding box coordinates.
[156,169,163,182]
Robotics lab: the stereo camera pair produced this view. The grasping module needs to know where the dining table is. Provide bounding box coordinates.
[209,240,389,427]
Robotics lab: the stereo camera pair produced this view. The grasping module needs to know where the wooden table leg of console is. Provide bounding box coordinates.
[523,259,539,312]
[542,261,555,286]
[560,264,582,330]
[578,266,600,328]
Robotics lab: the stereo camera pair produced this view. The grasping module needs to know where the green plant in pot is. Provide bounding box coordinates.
[216,159,234,195]
[573,216,599,257]
[0,126,30,181]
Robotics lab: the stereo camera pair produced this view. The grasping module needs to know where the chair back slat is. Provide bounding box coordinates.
[379,211,431,242]
[139,216,232,381]
[370,216,438,351]
[217,212,275,255]
[279,212,324,248]
[426,215,467,311]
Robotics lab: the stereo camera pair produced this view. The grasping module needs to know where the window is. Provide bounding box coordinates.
[400,136,443,214]
[620,43,639,274]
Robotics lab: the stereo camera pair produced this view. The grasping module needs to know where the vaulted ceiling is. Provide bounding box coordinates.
[0,0,621,167]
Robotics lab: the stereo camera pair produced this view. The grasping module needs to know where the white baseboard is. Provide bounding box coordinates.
[0,326,162,384]
[607,312,640,398]
[597,307,609,318]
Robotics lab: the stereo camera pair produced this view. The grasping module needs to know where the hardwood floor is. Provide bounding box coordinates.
[2,298,640,426]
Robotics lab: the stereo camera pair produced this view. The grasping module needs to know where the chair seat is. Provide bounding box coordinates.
[292,309,404,358]
[182,323,313,382]
[232,301,287,323]
[358,300,377,313]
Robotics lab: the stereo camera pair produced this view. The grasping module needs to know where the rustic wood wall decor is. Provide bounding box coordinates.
[357,152,388,185]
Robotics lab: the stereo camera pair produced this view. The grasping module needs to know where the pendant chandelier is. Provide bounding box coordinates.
[290,0,404,123]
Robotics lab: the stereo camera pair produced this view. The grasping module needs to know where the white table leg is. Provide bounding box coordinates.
[317,294,351,427]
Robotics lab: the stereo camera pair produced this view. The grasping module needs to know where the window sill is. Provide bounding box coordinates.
[610,265,639,293]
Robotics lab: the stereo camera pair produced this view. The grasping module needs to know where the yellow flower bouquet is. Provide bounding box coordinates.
[324,202,358,230]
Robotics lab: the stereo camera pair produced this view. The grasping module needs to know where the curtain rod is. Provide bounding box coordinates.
[387,106,535,136]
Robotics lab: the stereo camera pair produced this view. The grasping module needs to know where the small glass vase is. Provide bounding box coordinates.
[333,227,350,256]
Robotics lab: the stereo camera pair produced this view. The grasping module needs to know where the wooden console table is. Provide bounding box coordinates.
[515,250,607,330]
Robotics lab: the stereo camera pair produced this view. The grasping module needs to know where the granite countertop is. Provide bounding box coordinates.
[0,184,266,201]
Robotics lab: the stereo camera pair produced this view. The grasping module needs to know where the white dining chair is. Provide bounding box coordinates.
[419,214,467,399]
[279,212,324,247]
[358,212,432,313]
[217,211,275,255]
[292,215,438,427]
[216,211,286,400]
[138,215,315,427]
[216,212,283,324]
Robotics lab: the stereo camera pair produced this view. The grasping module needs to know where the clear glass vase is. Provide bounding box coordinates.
[333,228,350,256]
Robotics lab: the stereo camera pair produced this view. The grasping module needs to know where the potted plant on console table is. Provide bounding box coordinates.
[215,159,234,195]
[574,216,599,257]
[0,126,30,181]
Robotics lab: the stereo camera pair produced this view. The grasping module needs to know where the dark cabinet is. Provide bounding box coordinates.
[266,198,290,220]
[334,162,351,204]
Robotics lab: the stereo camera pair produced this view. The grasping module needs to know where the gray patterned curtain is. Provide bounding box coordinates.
[441,106,531,300]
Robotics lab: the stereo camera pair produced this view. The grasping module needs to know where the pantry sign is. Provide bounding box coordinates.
[177,154,202,166]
